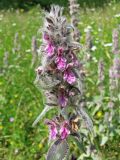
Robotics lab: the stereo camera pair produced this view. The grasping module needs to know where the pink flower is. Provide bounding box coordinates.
[50,125,58,140]
[64,69,76,84]
[60,122,70,140]
[45,120,58,140]
[58,89,68,107]
[45,43,55,57]
[55,56,67,71]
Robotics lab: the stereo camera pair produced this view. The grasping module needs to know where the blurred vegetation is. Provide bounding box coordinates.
[0,0,120,9]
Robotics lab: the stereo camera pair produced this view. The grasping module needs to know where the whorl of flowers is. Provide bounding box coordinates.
[31,36,38,67]
[98,59,104,94]
[35,5,84,109]
[69,0,80,42]
[33,6,93,159]
[109,57,120,94]
[85,29,93,52]
[109,29,120,97]
[3,51,9,69]
[112,28,119,54]
[13,32,20,53]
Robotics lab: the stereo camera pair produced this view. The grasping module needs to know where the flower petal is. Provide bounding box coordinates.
[64,70,76,84]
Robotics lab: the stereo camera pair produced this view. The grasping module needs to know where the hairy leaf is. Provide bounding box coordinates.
[47,139,69,160]
[70,134,85,153]
[32,105,54,127]
[35,73,60,90]
[77,106,93,133]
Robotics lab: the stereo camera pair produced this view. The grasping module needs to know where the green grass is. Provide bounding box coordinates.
[0,2,120,159]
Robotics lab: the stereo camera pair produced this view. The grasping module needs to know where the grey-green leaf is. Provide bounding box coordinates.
[77,106,93,133]
[47,139,69,160]
[32,105,54,127]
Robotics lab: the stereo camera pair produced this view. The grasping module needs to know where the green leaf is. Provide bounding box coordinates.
[100,136,108,146]
[77,106,93,133]
[70,135,86,153]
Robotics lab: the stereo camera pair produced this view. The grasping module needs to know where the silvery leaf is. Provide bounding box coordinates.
[77,106,93,133]
[32,105,54,127]
[35,74,60,90]
[45,91,58,106]
[47,139,69,160]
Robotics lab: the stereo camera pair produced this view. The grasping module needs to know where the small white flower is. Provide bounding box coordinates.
[91,46,97,51]
[0,14,3,21]
[114,13,120,18]
[37,48,41,55]
[14,149,19,154]
[103,43,112,47]
[78,22,83,25]
[84,26,92,32]
[12,23,17,26]
[92,57,98,63]
[91,8,95,12]
[98,28,102,32]
[21,34,25,39]
[25,49,31,53]
[95,40,99,44]
[9,117,14,122]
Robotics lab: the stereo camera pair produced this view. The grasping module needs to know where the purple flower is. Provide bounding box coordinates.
[70,53,79,67]
[45,43,55,57]
[64,69,76,84]
[58,89,68,107]
[55,56,67,71]
[58,47,64,55]
[36,66,43,75]
[60,121,70,140]
[45,120,58,140]
[50,125,58,140]
[43,33,50,41]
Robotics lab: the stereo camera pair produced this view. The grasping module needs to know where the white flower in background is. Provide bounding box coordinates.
[21,34,25,39]
[84,26,92,32]
[91,46,97,51]
[108,3,112,6]
[12,23,17,26]
[0,14,3,21]
[9,117,14,122]
[114,13,120,18]
[25,49,31,53]
[103,43,112,47]
[92,57,98,63]
[91,8,95,12]
[78,21,83,25]
[95,40,99,44]
[37,48,41,55]
[98,28,102,32]
[14,149,19,154]
[112,7,116,11]
[91,21,95,25]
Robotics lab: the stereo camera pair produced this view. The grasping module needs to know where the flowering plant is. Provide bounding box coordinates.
[33,5,93,159]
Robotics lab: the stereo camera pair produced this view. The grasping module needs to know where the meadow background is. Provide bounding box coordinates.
[0,0,120,159]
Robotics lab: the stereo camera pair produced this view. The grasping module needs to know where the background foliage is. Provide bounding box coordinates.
[0,0,120,9]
